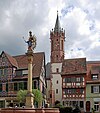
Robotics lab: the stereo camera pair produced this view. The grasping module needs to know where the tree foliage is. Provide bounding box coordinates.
[17,89,43,104]
[17,90,27,103]
[32,89,43,103]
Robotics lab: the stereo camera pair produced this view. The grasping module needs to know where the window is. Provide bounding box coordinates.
[0,101,5,108]
[0,84,2,92]
[51,40,53,51]
[14,83,17,91]
[92,74,98,80]
[80,89,84,94]
[80,77,84,82]
[19,82,24,90]
[94,102,99,111]
[16,70,22,76]
[76,77,80,82]
[4,69,8,75]
[50,94,52,98]
[71,89,76,94]
[6,83,8,92]
[71,77,75,82]
[24,82,27,89]
[80,101,84,108]
[56,68,59,73]
[56,80,58,84]
[67,89,71,94]
[91,86,100,93]
[56,55,58,60]
[61,40,63,50]
[33,81,37,89]
[0,69,3,75]
[66,78,71,83]
[56,89,58,94]
[0,68,8,76]
[23,70,28,75]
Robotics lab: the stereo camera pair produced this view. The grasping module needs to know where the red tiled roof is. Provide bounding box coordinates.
[87,61,100,64]
[90,65,100,74]
[61,58,86,75]
[86,61,100,78]
[4,52,18,67]
[14,52,45,77]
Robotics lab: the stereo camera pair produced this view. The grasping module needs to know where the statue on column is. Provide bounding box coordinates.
[24,31,36,51]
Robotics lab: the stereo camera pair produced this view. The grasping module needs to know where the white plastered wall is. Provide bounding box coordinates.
[51,63,62,102]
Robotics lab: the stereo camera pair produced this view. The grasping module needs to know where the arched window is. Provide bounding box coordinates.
[56,55,58,60]
[61,40,63,50]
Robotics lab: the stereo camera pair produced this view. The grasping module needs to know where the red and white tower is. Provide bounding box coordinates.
[50,11,65,106]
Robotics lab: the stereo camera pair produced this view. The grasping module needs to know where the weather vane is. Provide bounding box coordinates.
[23,31,37,51]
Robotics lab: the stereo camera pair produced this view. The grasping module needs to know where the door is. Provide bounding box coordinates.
[86,101,90,112]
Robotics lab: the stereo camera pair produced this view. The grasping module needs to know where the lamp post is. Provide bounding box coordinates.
[25,31,36,108]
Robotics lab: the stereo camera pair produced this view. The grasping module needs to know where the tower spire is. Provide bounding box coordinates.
[54,11,61,33]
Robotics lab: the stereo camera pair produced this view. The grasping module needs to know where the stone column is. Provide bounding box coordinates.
[25,31,36,108]
[25,50,34,108]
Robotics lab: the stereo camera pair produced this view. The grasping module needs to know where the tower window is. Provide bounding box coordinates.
[56,68,59,72]
[56,80,58,84]
[51,40,53,51]
[56,55,58,60]
[61,40,63,50]
[56,89,58,94]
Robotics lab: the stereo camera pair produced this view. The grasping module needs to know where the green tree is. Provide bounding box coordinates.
[32,89,43,103]
[17,90,27,103]
[17,89,43,107]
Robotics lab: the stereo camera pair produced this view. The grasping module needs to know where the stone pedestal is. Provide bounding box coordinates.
[26,92,34,108]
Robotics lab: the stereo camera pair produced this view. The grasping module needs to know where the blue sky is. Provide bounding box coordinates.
[0,0,100,63]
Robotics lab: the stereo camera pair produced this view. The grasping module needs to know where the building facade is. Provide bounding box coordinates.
[61,58,86,111]
[86,61,100,112]
[46,12,100,113]
[0,51,46,108]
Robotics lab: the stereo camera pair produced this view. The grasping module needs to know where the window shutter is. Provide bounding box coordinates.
[91,86,93,93]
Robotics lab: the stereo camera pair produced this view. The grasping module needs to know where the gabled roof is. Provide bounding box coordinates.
[86,61,100,74]
[1,51,18,67]
[61,58,87,75]
[90,65,100,74]
[14,52,45,77]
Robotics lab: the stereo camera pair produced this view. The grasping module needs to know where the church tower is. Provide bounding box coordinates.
[50,11,65,106]
[50,11,65,63]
